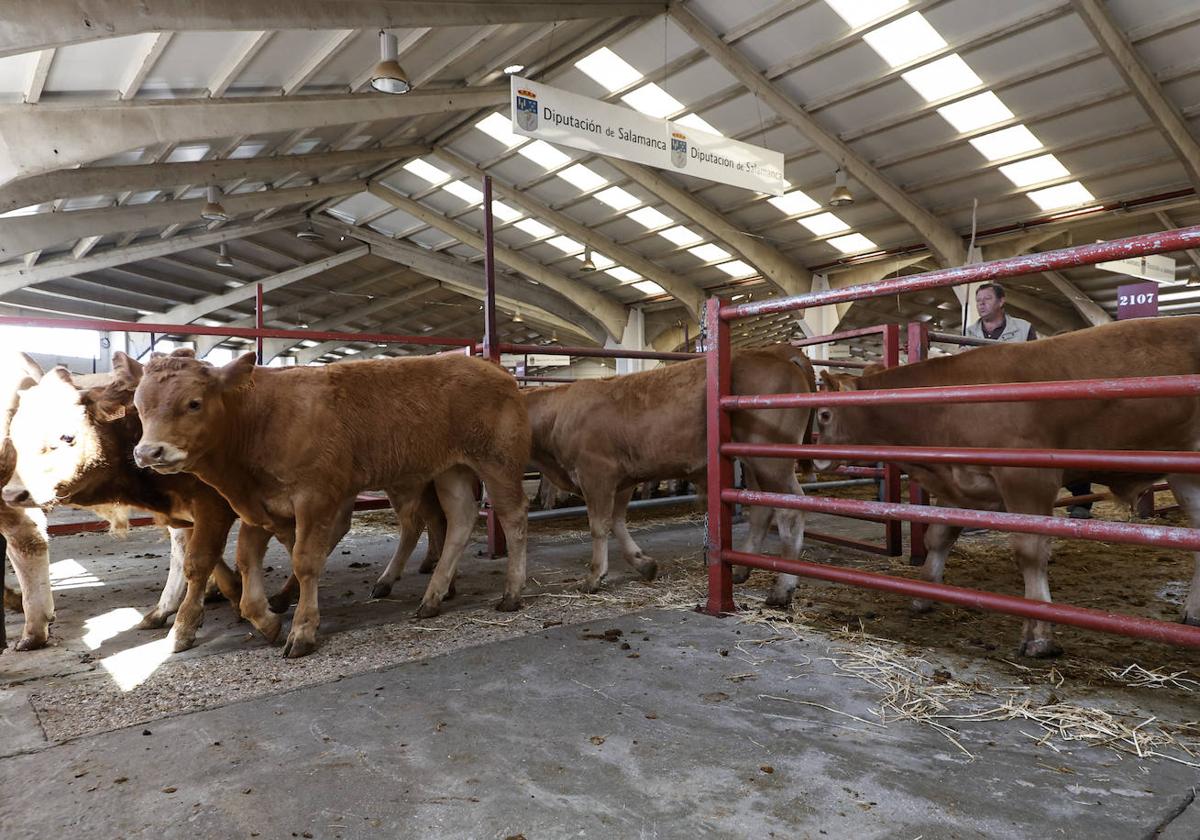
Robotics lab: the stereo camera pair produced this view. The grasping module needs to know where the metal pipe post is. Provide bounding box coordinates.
[255,282,264,364]
[881,324,903,556]
[704,298,735,615]
[480,175,505,557]
[905,321,930,564]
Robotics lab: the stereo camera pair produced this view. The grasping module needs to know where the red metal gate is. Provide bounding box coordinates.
[704,224,1200,648]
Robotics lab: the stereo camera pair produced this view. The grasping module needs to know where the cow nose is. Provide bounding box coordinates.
[2,486,30,506]
[135,443,165,465]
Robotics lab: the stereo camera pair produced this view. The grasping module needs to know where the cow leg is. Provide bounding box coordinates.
[235,524,281,644]
[731,487,774,585]
[268,575,299,614]
[750,462,807,608]
[1166,474,1200,625]
[1011,532,1060,658]
[4,583,23,612]
[5,508,52,651]
[477,462,528,612]
[282,501,349,659]
[580,480,618,593]
[911,523,963,613]
[168,505,237,653]
[611,486,657,581]
[417,499,446,575]
[371,493,425,599]
[138,526,191,629]
[416,469,478,619]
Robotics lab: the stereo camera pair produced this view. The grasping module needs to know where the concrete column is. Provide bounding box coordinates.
[606,306,653,375]
[95,332,114,372]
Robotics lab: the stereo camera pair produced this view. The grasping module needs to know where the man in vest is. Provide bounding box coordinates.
[965,282,1037,342]
[962,283,1093,519]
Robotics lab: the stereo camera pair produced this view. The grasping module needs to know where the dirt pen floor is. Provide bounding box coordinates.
[3,488,1200,839]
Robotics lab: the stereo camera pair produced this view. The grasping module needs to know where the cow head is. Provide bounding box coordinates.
[2,367,130,508]
[811,370,861,472]
[131,349,255,474]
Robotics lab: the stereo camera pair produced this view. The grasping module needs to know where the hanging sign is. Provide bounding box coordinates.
[1117,281,1159,319]
[510,76,786,195]
[1097,254,1175,284]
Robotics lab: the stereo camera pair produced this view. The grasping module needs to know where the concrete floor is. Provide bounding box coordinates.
[2,507,1199,839]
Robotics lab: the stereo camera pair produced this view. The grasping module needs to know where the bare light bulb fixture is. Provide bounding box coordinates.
[215,243,234,268]
[503,64,525,75]
[296,218,323,241]
[580,247,597,272]
[512,309,524,323]
[201,186,229,222]
[829,168,853,207]
[370,31,412,94]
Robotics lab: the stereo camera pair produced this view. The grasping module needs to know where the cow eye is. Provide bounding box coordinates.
[59,434,75,445]
[187,399,202,412]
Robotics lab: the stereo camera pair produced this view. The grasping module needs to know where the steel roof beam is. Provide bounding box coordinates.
[0,87,507,188]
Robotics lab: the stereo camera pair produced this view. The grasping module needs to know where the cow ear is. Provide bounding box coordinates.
[171,348,196,359]
[111,352,144,390]
[820,371,859,392]
[49,366,75,388]
[84,386,129,422]
[16,352,43,382]
[217,352,256,391]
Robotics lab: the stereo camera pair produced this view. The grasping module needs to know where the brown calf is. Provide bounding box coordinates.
[526,344,815,604]
[127,350,530,658]
[814,316,1200,656]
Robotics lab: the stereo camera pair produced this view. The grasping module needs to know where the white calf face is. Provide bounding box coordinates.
[7,372,103,507]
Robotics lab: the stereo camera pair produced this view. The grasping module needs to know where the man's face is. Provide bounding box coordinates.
[976,288,1003,320]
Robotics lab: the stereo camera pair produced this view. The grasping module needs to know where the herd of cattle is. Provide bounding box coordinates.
[0,316,1197,662]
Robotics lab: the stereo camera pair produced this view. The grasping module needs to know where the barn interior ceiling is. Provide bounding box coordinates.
[0,0,1197,364]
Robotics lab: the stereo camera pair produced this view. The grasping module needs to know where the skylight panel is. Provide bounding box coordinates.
[688,243,732,262]
[827,233,878,253]
[557,163,607,191]
[768,190,820,215]
[514,218,555,238]
[675,113,722,136]
[936,91,1013,133]
[824,0,909,28]
[594,186,640,211]
[547,235,584,254]
[900,54,981,101]
[998,154,1069,188]
[491,200,523,222]
[442,181,484,204]
[628,206,673,229]
[621,83,684,119]
[403,159,450,184]
[798,212,850,236]
[517,140,571,169]
[606,266,642,283]
[475,112,525,148]
[715,260,756,277]
[969,125,1042,161]
[862,12,946,67]
[658,226,704,246]
[633,280,666,296]
[574,47,642,92]
[1026,181,1095,211]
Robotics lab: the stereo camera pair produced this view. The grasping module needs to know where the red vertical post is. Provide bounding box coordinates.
[255,283,264,364]
[481,175,507,558]
[881,324,904,556]
[905,321,930,565]
[704,297,735,615]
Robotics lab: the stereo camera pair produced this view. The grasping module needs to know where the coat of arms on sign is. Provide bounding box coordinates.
[515,88,538,131]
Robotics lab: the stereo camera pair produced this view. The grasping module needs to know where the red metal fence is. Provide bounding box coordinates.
[704,223,1200,648]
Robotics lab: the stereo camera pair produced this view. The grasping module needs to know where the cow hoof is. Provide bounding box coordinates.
[1019,638,1063,659]
[256,613,283,644]
[496,595,523,613]
[415,601,441,620]
[577,579,603,594]
[764,590,794,610]
[14,635,46,651]
[137,611,170,630]
[731,565,751,585]
[203,585,225,605]
[910,598,935,614]
[637,561,658,582]
[267,591,293,614]
[418,559,436,575]
[1181,613,1200,627]
[370,581,393,600]
[282,636,317,659]
[171,631,196,654]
